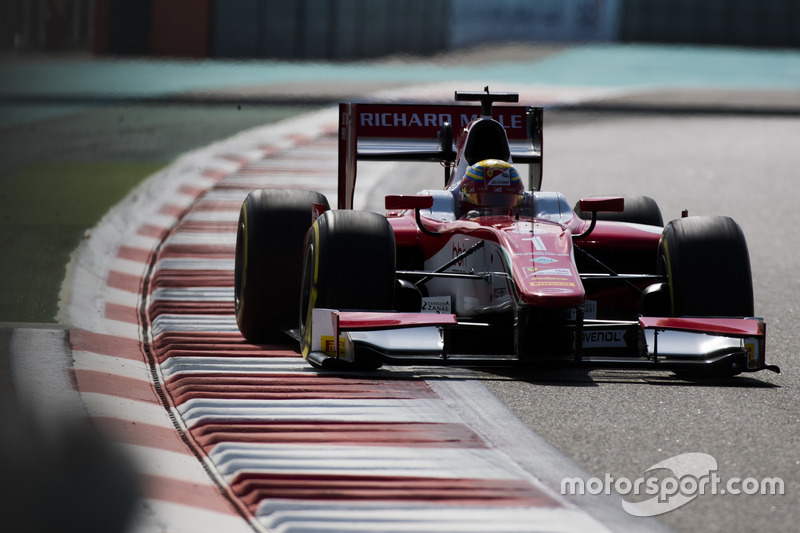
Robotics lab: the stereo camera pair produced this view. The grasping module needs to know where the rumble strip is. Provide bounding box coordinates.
[61,102,616,532]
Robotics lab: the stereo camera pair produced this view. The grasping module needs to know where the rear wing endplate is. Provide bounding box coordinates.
[338,102,543,209]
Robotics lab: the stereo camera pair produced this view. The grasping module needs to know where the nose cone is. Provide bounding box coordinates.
[504,222,585,307]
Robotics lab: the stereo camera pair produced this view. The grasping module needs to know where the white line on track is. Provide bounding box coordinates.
[120,443,218,484]
[130,500,252,533]
[72,350,150,380]
[154,258,235,271]
[177,398,462,426]
[159,357,314,379]
[256,503,609,533]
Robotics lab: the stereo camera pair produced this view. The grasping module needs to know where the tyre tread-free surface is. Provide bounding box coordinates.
[659,215,754,317]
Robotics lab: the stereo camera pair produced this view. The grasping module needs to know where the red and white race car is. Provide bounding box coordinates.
[234,89,779,377]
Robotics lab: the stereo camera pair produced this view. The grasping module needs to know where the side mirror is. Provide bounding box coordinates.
[574,196,624,239]
[578,196,624,213]
[385,195,439,237]
[385,195,434,211]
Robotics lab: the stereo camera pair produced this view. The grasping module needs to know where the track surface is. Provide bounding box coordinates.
[60,106,635,532]
[359,109,800,533]
[84,106,798,533]
[477,111,800,533]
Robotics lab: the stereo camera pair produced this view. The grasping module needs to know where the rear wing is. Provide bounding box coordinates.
[337,102,543,209]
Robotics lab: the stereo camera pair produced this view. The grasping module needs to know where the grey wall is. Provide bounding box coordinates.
[211,0,449,59]
[3,0,798,55]
[619,0,800,48]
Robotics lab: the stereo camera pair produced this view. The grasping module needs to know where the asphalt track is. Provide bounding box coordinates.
[3,43,800,532]
[55,103,637,533]
[427,111,800,533]
[84,107,799,532]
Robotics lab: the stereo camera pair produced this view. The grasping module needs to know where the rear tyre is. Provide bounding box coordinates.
[234,188,329,343]
[574,195,663,227]
[300,210,396,369]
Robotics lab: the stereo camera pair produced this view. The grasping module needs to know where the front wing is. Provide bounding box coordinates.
[305,309,779,374]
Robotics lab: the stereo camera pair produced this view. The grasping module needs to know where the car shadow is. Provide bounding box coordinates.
[464,365,780,389]
[266,336,781,390]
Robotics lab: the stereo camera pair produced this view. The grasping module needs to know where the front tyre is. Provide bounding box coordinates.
[234,188,329,343]
[659,216,754,318]
[659,216,754,378]
[300,210,396,369]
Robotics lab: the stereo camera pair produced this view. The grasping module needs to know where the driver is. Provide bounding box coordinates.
[459,159,524,215]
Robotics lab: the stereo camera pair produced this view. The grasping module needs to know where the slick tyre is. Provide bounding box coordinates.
[574,195,663,227]
[658,216,754,318]
[234,188,329,343]
[300,210,396,369]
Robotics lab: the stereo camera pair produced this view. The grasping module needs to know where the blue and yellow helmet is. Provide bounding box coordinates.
[460,159,524,210]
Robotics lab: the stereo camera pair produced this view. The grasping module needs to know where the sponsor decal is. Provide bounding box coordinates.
[358,112,523,130]
[516,251,569,257]
[360,112,451,129]
[525,266,572,277]
[311,309,354,361]
[421,296,451,314]
[452,241,467,268]
[584,300,598,319]
[532,256,558,264]
[538,268,572,276]
[569,300,597,320]
[531,281,576,287]
[486,170,511,186]
[534,268,572,276]
[355,105,526,138]
[321,335,347,356]
[537,287,573,294]
[582,329,627,348]
[745,339,760,369]
[459,113,523,129]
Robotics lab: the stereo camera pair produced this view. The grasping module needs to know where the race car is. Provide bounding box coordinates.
[234,89,779,377]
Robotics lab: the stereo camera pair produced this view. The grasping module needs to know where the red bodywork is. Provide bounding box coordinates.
[339,99,659,316]
[302,94,776,374]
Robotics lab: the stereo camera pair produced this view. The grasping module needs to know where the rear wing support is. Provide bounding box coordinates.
[337,101,543,210]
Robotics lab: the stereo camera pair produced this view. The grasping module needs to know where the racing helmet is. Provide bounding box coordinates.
[460,159,524,211]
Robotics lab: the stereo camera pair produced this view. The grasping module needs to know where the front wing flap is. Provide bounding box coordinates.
[305,309,457,366]
[304,309,779,374]
[638,317,778,373]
